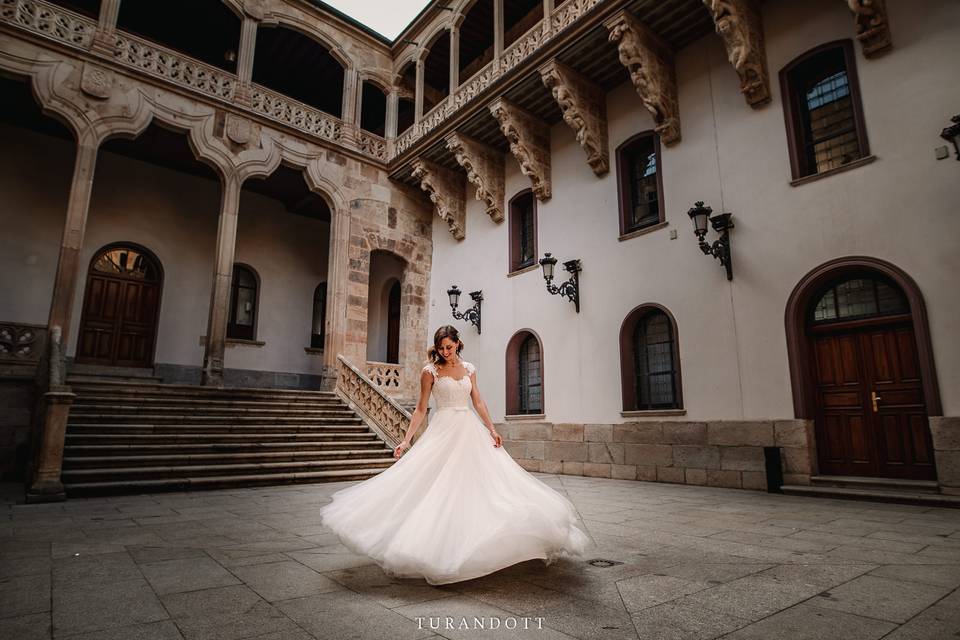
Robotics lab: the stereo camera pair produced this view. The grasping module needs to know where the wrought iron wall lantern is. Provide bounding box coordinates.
[447,285,482,334]
[538,253,581,313]
[687,201,734,281]
[941,114,960,160]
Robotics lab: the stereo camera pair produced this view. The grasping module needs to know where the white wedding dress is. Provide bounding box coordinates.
[318,360,592,585]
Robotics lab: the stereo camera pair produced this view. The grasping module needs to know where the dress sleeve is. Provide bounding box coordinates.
[464,361,476,376]
[421,362,438,379]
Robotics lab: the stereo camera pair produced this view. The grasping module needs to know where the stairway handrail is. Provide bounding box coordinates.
[335,354,411,447]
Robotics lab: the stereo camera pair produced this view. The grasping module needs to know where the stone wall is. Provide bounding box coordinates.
[931,417,960,495]
[498,419,814,491]
[0,380,37,480]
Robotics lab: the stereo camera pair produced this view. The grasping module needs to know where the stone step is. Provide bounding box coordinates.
[809,475,941,494]
[61,457,395,482]
[781,484,960,508]
[70,406,356,418]
[63,467,387,496]
[66,423,372,434]
[65,432,381,444]
[63,448,393,468]
[67,380,338,399]
[67,414,363,425]
[64,440,384,456]
[72,396,345,410]
[68,374,165,383]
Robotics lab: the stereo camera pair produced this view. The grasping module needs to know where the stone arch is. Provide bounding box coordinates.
[256,14,355,72]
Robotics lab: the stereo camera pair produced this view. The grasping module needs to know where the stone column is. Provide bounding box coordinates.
[385,89,399,139]
[91,0,121,55]
[414,57,425,122]
[234,16,258,105]
[494,0,504,57]
[543,0,555,36]
[449,25,461,92]
[202,174,242,386]
[341,68,359,144]
[322,205,352,389]
[46,136,100,349]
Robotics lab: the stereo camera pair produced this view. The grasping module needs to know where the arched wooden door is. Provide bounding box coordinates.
[76,244,163,368]
[804,273,936,480]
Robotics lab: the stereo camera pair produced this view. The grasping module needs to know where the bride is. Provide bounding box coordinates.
[319,325,592,585]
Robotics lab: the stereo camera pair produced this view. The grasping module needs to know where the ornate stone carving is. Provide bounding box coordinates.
[488,98,551,201]
[250,84,342,143]
[225,113,252,145]
[444,132,505,223]
[357,130,388,162]
[367,360,402,390]
[0,323,45,362]
[0,0,96,49]
[539,59,609,175]
[605,11,681,145]
[848,0,892,58]
[113,32,236,101]
[337,355,411,446]
[79,62,111,99]
[702,0,771,108]
[411,158,467,240]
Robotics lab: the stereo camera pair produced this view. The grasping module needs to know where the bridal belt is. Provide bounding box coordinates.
[435,406,471,412]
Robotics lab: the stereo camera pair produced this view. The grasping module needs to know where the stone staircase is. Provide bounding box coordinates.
[61,378,396,496]
[782,475,960,508]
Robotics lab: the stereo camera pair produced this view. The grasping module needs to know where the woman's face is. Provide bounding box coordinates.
[438,337,459,361]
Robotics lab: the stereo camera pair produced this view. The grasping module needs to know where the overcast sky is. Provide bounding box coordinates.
[322,1,432,40]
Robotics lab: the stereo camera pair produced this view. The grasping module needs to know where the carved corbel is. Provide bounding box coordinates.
[488,98,551,201]
[604,11,681,145]
[847,0,892,58]
[539,60,609,175]
[411,158,467,240]
[702,0,771,108]
[445,133,505,223]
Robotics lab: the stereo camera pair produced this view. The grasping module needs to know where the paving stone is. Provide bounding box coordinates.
[140,556,240,595]
[678,575,821,621]
[812,574,951,623]
[883,589,960,640]
[161,585,299,640]
[867,564,960,588]
[53,577,168,636]
[630,601,749,640]
[231,560,343,602]
[0,553,51,577]
[286,547,376,572]
[722,603,896,639]
[60,620,184,639]
[0,612,51,640]
[0,572,50,618]
[326,564,459,609]
[128,545,207,564]
[616,573,712,612]
[521,593,642,640]
[281,589,439,640]
[658,562,773,584]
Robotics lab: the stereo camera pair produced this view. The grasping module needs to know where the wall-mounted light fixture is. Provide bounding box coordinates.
[538,253,581,313]
[687,201,734,281]
[447,285,482,333]
[941,114,960,161]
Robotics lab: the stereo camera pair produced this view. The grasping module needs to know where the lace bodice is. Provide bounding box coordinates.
[422,361,475,409]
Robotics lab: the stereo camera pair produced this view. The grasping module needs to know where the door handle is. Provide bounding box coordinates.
[871,391,882,412]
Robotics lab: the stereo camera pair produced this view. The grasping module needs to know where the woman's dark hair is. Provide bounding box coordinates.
[426,325,463,365]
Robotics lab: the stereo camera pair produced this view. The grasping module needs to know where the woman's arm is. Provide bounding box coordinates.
[394,370,434,458]
[469,370,502,448]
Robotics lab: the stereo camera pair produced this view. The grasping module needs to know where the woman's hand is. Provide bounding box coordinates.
[393,441,410,459]
[490,429,502,448]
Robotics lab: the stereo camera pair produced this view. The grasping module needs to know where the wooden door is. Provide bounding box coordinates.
[812,319,935,480]
[76,246,162,368]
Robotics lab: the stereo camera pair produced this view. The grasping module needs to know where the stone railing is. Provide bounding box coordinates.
[356,130,388,162]
[0,321,47,365]
[250,83,344,145]
[0,0,95,49]
[365,360,402,391]
[336,355,410,446]
[113,31,237,101]
[394,0,606,156]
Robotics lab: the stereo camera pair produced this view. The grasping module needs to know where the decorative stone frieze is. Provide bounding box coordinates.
[847,0,892,58]
[488,98,551,201]
[411,158,467,240]
[702,0,771,108]
[539,59,609,174]
[79,63,112,99]
[605,11,681,145]
[444,132,505,223]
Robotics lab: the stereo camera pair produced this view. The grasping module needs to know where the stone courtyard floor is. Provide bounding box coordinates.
[1,475,959,640]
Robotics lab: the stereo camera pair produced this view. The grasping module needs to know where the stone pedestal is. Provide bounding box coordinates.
[26,389,76,503]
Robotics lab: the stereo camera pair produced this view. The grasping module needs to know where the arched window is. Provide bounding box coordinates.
[616,132,664,235]
[620,306,681,411]
[505,331,543,415]
[228,265,258,340]
[508,190,537,273]
[810,275,909,325]
[422,30,451,113]
[253,25,345,117]
[360,81,387,137]
[780,40,869,180]
[458,0,494,85]
[311,282,327,348]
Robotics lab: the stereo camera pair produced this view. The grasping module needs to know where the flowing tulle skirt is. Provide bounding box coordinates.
[318,405,592,585]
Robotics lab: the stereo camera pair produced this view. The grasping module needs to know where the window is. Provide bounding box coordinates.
[311,282,327,348]
[620,306,681,411]
[228,265,258,340]
[616,132,664,235]
[811,275,908,325]
[780,40,869,180]
[508,190,537,273]
[505,330,544,415]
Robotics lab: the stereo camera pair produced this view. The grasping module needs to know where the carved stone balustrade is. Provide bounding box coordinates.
[366,360,402,391]
[337,355,411,447]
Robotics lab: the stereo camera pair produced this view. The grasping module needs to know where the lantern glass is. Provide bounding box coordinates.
[688,207,709,234]
[539,253,556,280]
[447,286,461,307]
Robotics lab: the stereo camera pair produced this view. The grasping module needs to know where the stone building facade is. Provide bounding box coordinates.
[1,0,958,499]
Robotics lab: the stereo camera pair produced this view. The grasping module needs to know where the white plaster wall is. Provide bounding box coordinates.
[366,251,404,362]
[428,0,960,423]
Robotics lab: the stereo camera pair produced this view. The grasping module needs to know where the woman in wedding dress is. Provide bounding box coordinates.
[319,325,592,585]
